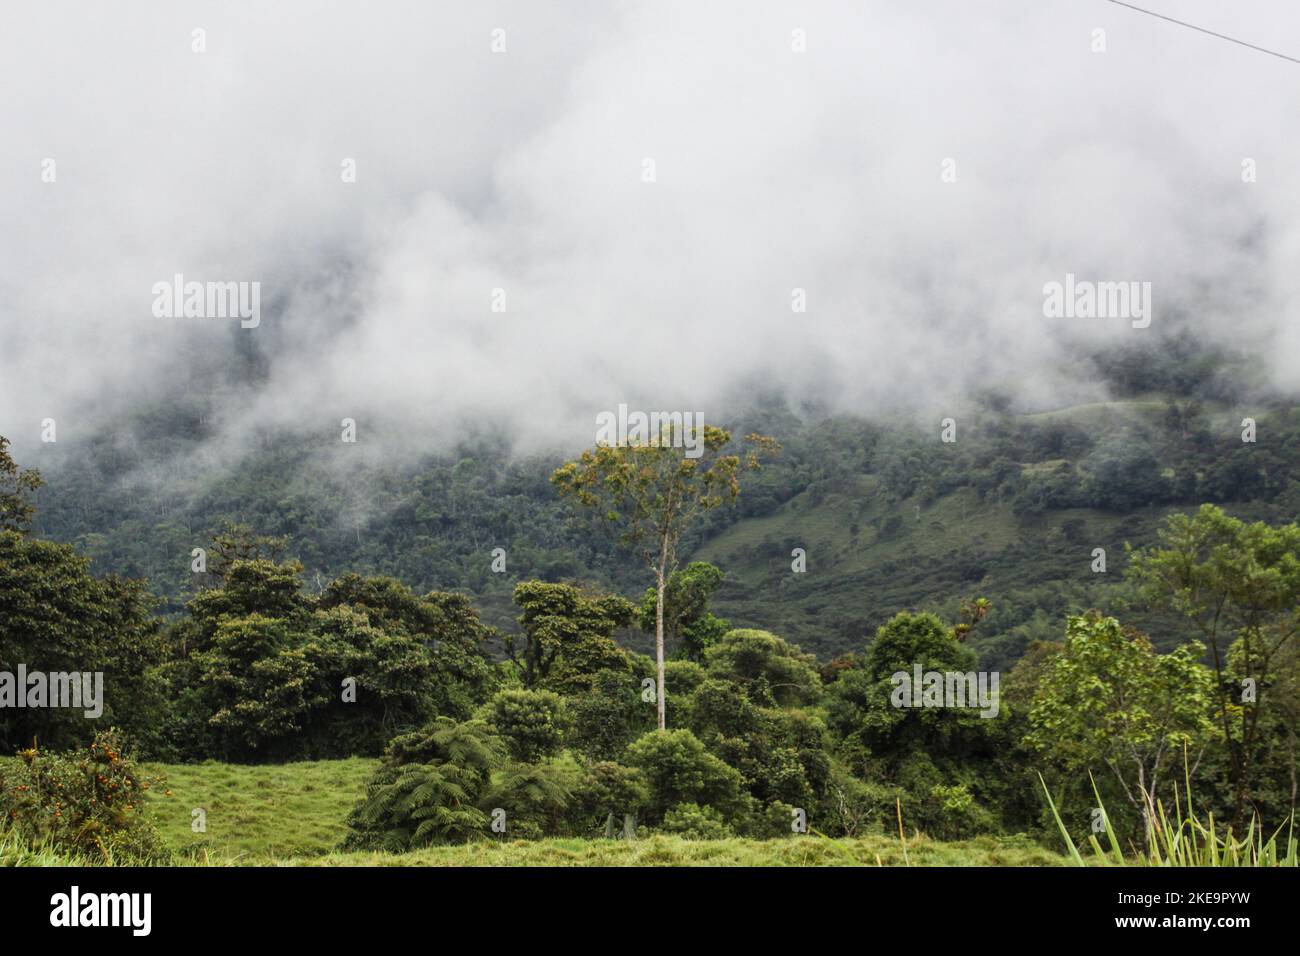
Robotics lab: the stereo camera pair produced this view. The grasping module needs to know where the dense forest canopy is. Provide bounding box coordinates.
[21,341,1300,670]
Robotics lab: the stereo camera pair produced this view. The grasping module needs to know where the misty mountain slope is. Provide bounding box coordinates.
[701,479,1157,667]
[26,383,1300,667]
[699,397,1299,665]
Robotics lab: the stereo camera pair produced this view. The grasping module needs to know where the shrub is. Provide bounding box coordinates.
[752,800,801,839]
[664,660,708,696]
[0,730,168,864]
[482,689,567,762]
[576,762,649,836]
[823,763,901,837]
[625,729,744,823]
[924,783,996,840]
[660,803,734,840]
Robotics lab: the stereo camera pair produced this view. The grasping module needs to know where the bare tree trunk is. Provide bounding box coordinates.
[655,547,667,730]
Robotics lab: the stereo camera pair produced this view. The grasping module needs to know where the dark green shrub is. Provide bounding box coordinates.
[625,729,744,824]
[566,669,652,761]
[482,688,567,762]
[575,761,649,837]
[923,783,997,840]
[752,800,801,839]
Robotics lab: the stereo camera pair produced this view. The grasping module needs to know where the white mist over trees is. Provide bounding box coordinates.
[4,1,1300,465]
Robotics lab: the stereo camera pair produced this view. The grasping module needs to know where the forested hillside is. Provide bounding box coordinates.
[26,342,1300,668]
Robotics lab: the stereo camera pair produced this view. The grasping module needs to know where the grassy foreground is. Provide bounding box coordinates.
[270,834,1064,867]
[3,755,1065,865]
[141,757,378,861]
[126,758,1061,866]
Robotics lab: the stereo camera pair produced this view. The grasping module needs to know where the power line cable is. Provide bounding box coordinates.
[1106,0,1300,66]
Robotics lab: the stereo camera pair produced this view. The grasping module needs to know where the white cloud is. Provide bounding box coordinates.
[2,0,1298,463]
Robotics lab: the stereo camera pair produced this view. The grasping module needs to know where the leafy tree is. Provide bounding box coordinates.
[552,426,777,728]
[194,613,321,758]
[1024,613,1220,848]
[183,558,313,651]
[507,581,633,690]
[635,561,730,662]
[1206,634,1300,828]
[0,531,164,752]
[1082,434,1168,510]
[166,555,495,760]
[203,522,289,583]
[663,659,707,696]
[319,573,443,635]
[565,668,654,761]
[482,688,567,762]
[625,728,744,823]
[689,678,761,742]
[704,628,821,707]
[0,437,42,533]
[1236,635,1300,821]
[319,575,496,720]
[1127,505,1300,821]
[686,677,830,816]
[660,802,734,839]
[297,605,443,755]
[824,611,1008,836]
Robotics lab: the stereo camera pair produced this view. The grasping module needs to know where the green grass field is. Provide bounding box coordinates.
[124,758,1063,866]
[270,833,1065,867]
[141,757,378,862]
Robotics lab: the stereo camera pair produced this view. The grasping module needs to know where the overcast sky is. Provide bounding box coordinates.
[3,0,1299,463]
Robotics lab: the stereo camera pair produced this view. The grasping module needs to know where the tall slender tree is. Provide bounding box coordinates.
[552,425,776,729]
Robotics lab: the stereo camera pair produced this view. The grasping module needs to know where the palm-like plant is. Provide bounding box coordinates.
[343,717,508,851]
[482,763,576,838]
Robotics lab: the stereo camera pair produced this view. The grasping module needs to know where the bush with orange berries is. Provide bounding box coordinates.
[0,729,168,863]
